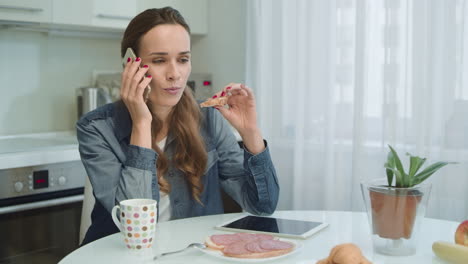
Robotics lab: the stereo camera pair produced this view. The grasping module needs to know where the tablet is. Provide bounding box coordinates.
[215,215,329,239]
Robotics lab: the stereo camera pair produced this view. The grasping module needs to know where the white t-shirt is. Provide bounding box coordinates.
[156,137,171,222]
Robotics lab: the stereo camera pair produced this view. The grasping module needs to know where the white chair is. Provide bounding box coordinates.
[79,175,95,244]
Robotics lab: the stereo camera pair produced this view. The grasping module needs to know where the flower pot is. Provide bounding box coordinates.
[369,187,422,239]
[361,179,431,256]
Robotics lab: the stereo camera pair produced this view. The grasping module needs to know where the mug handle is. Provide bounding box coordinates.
[111,205,123,232]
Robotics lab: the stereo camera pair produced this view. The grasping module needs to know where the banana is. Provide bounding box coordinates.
[432,241,468,264]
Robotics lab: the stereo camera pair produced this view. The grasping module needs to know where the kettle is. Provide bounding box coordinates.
[76,87,112,119]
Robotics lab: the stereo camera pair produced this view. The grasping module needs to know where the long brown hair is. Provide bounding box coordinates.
[121,7,207,204]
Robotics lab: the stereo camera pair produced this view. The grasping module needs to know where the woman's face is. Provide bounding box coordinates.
[139,24,191,108]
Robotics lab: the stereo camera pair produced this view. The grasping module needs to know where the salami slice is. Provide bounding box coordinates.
[236,233,260,242]
[222,240,251,255]
[253,234,275,241]
[211,234,242,245]
[245,241,270,253]
[211,233,274,246]
[259,239,294,250]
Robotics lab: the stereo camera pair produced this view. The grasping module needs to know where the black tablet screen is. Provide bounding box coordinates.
[222,216,323,235]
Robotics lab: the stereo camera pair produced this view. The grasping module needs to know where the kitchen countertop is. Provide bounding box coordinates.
[0,131,80,170]
[0,129,242,170]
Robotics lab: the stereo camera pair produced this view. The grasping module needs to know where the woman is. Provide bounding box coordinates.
[77,7,279,244]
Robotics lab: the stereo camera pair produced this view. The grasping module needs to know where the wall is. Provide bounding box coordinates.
[0,0,246,136]
[0,29,121,135]
[191,0,246,92]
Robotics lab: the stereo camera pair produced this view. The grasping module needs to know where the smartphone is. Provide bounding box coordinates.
[122,47,151,101]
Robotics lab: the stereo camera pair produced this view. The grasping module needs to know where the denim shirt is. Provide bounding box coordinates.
[77,100,279,244]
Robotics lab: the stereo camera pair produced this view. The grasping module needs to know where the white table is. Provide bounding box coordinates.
[59,210,458,264]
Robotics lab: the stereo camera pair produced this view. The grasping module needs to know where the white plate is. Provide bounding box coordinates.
[197,239,303,263]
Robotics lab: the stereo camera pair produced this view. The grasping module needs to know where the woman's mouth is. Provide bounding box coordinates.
[163,87,181,95]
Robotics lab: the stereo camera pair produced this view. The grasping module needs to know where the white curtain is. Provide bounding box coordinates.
[246,0,468,221]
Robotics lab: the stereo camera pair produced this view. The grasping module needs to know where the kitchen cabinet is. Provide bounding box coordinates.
[138,0,208,35]
[53,0,207,33]
[0,0,52,24]
[52,0,136,30]
[1,0,207,35]
[92,0,136,29]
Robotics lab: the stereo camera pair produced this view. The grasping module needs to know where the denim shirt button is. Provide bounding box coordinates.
[174,199,179,205]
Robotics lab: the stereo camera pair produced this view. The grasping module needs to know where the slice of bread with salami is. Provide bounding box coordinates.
[200,96,228,108]
[205,233,295,259]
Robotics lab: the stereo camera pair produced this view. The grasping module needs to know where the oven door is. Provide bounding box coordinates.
[0,189,83,264]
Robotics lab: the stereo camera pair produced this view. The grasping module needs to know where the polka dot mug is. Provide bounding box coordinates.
[111,199,157,250]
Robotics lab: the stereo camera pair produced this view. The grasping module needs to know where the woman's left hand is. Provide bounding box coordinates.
[214,83,265,154]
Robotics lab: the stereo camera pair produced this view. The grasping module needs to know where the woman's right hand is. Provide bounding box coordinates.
[121,57,153,126]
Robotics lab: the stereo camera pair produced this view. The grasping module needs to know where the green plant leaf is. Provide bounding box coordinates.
[408,154,426,186]
[388,145,407,187]
[393,168,404,187]
[385,150,396,186]
[413,161,451,185]
[386,168,394,186]
[384,164,394,183]
[408,155,426,176]
[384,166,404,187]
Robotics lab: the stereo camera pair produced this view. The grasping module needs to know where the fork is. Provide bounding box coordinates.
[153,243,207,260]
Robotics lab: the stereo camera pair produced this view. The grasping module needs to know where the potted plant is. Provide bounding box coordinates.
[361,145,454,255]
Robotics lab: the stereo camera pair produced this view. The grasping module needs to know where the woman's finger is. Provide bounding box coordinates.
[210,83,242,98]
[128,57,142,77]
[135,75,152,100]
[131,65,150,97]
[210,90,225,99]
[124,58,142,98]
[214,104,231,119]
[130,57,142,74]
[228,88,248,97]
[123,57,133,74]
[121,57,134,98]
[240,84,255,98]
[223,83,235,93]
[223,83,242,94]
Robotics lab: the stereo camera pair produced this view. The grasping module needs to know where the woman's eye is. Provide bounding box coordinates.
[152,59,164,64]
[180,58,190,63]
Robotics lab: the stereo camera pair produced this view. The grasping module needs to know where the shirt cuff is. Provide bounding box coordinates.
[244,140,271,175]
[125,144,157,173]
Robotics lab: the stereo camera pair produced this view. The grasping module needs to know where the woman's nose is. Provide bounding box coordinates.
[166,62,181,81]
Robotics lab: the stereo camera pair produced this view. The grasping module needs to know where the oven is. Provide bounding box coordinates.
[0,161,86,264]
